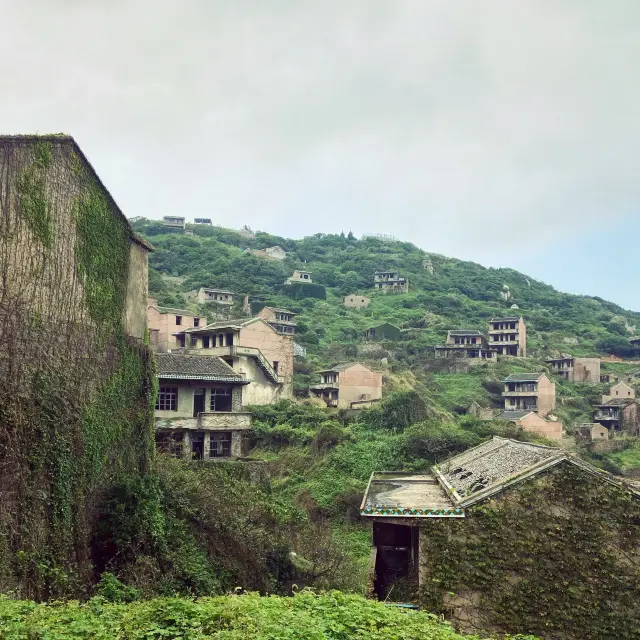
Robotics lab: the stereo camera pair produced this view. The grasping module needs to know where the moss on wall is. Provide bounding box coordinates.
[419,464,640,640]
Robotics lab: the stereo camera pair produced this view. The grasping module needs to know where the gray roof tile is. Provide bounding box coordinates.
[157,353,246,382]
[503,373,544,382]
[448,329,483,336]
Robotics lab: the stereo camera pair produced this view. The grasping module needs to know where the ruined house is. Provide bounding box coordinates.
[147,298,206,353]
[187,287,235,305]
[162,215,185,229]
[545,355,601,383]
[373,270,408,293]
[193,217,212,225]
[155,353,251,460]
[174,317,293,404]
[577,423,609,442]
[343,294,371,309]
[361,437,640,639]
[487,316,526,357]
[601,380,635,403]
[495,409,562,440]
[593,398,640,437]
[257,306,297,335]
[434,330,497,360]
[502,373,556,416]
[285,270,312,284]
[310,363,382,409]
[363,322,401,341]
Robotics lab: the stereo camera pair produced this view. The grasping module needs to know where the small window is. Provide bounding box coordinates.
[210,432,232,457]
[176,316,182,326]
[190,335,197,347]
[194,318,200,328]
[156,387,178,411]
[210,388,232,412]
[203,336,210,348]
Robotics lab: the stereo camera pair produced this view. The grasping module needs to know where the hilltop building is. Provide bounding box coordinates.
[434,330,497,360]
[155,353,251,460]
[147,298,206,353]
[286,270,312,284]
[363,322,401,341]
[373,270,408,293]
[360,437,640,638]
[344,294,371,309]
[186,287,235,305]
[310,363,382,409]
[162,216,185,229]
[502,373,556,416]
[193,217,212,225]
[174,317,293,404]
[487,316,526,357]
[257,306,297,335]
[496,409,562,440]
[546,356,601,383]
[593,399,640,437]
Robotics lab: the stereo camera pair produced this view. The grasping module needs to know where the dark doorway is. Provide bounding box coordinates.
[193,388,206,417]
[191,431,204,460]
[372,522,415,602]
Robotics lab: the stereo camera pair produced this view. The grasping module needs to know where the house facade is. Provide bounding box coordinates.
[577,423,609,442]
[363,322,401,341]
[147,298,206,353]
[496,409,562,440]
[487,316,526,357]
[373,270,408,293]
[257,306,297,335]
[310,363,382,409]
[155,353,251,460]
[602,380,635,403]
[546,356,601,383]
[593,399,640,437]
[344,294,371,309]
[187,287,235,305]
[286,270,312,284]
[174,317,293,404]
[502,373,556,416]
[162,216,185,229]
[360,437,640,639]
[434,330,497,360]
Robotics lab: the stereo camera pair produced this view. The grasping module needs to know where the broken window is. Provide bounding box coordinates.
[176,316,182,326]
[190,335,198,347]
[210,388,232,412]
[156,387,178,411]
[156,431,183,457]
[194,318,200,327]
[210,432,232,457]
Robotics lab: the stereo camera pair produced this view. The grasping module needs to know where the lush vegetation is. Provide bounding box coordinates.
[0,591,538,639]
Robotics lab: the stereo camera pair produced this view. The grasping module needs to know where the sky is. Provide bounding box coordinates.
[2,1,639,310]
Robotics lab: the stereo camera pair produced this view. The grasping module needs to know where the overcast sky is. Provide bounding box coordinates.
[3,1,639,309]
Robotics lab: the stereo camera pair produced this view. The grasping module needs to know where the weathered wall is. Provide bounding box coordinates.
[236,355,285,405]
[147,304,202,353]
[154,380,242,419]
[621,402,640,436]
[344,295,370,308]
[573,357,601,383]
[418,464,640,640]
[518,413,562,440]
[517,317,527,357]
[536,374,556,416]
[125,242,149,339]
[337,364,383,409]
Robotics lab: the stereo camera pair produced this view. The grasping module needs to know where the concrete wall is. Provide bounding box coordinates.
[608,381,635,401]
[518,413,562,440]
[537,375,556,416]
[518,317,527,357]
[235,355,287,405]
[124,242,149,340]
[621,402,640,437]
[573,358,601,383]
[344,295,370,308]
[337,364,383,409]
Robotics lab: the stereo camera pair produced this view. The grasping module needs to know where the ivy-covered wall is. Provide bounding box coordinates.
[419,464,640,640]
[0,136,155,599]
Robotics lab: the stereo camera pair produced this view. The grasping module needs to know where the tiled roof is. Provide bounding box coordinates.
[490,316,521,322]
[201,288,235,294]
[264,307,296,315]
[156,306,196,316]
[503,373,544,382]
[156,353,247,382]
[181,318,258,333]
[448,329,483,336]
[595,399,634,407]
[497,410,534,421]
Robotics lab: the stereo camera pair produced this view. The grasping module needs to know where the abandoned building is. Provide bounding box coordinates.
[434,330,497,360]
[487,316,526,357]
[363,322,401,341]
[577,422,609,442]
[502,372,556,416]
[360,437,640,638]
[162,215,186,229]
[593,398,640,437]
[545,355,601,383]
[285,270,312,284]
[193,217,212,225]
[602,380,635,403]
[174,317,293,404]
[155,353,251,460]
[600,372,620,384]
[257,306,297,335]
[246,245,287,261]
[186,287,235,305]
[466,401,495,420]
[373,270,408,293]
[147,298,206,353]
[343,294,371,309]
[496,409,562,440]
[310,363,382,409]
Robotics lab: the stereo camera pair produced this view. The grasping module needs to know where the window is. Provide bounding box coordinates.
[194,318,200,327]
[203,336,210,348]
[176,334,185,348]
[176,316,182,326]
[190,335,198,347]
[210,432,232,457]
[156,387,178,411]
[226,332,234,346]
[210,388,232,411]
[156,431,183,457]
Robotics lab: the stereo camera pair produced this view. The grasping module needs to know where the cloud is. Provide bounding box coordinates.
[2,0,640,271]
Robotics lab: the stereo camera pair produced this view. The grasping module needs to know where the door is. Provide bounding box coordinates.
[191,431,204,460]
[193,388,206,417]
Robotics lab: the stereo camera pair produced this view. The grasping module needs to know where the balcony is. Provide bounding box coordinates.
[155,412,252,431]
[503,390,538,397]
[489,328,519,335]
[310,382,339,390]
[594,413,619,421]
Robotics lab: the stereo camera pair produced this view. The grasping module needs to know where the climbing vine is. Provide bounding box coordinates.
[0,136,155,599]
[419,465,640,640]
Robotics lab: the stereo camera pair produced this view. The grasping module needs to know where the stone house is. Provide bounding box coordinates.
[593,398,640,437]
[487,316,526,357]
[310,363,382,409]
[373,270,408,293]
[162,216,185,229]
[187,287,235,305]
[174,317,293,404]
[147,298,206,353]
[601,380,635,403]
[257,306,297,335]
[434,330,497,360]
[285,270,312,284]
[363,322,401,341]
[546,355,601,383]
[343,294,371,309]
[193,217,212,225]
[502,372,556,416]
[360,437,640,639]
[155,353,251,460]
[577,423,609,442]
[496,409,562,440]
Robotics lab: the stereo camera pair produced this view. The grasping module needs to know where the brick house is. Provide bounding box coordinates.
[502,373,556,416]
[545,355,601,383]
[257,306,297,335]
[487,316,526,357]
[187,287,235,305]
[496,409,562,440]
[310,363,382,409]
[593,398,640,437]
[147,298,206,353]
[373,270,408,293]
[434,330,497,360]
